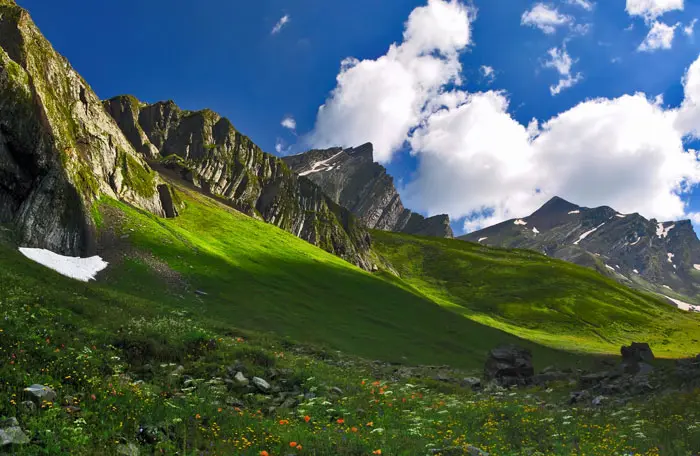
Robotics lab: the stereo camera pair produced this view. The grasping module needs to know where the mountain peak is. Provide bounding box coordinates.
[531,196,579,217]
[346,142,374,162]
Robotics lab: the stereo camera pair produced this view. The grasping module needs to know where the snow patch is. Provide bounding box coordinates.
[663,285,672,290]
[633,269,639,274]
[615,265,620,269]
[298,150,344,176]
[573,223,605,245]
[478,237,488,243]
[656,223,675,239]
[532,227,540,234]
[18,248,108,282]
[667,252,675,263]
[629,236,641,246]
[693,264,700,271]
[615,214,626,218]
[568,210,580,214]
[514,219,527,226]
[605,264,615,271]
[663,295,700,313]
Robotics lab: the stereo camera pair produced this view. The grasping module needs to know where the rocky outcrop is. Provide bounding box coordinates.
[282,144,453,238]
[484,345,534,387]
[461,196,700,305]
[104,96,373,270]
[0,1,176,255]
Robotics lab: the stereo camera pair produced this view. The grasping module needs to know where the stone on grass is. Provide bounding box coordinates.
[24,384,56,404]
[252,377,271,393]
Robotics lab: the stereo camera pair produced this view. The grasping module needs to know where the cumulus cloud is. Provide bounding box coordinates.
[626,0,683,22]
[543,46,583,95]
[480,65,496,83]
[272,15,290,34]
[521,4,573,34]
[403,57,700,232]
[307,0,473,163]
[638,21,679,51]
[281,115,297,130]
[565,0,595,10]
[684,18,698,36]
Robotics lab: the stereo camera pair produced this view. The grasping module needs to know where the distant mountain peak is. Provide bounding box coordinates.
[532,196,580,217]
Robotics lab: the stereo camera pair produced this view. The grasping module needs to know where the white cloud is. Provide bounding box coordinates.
[543,46,583,95]
[308,0,473,163]
[480,65,495,83]
[565,0,595,11]
[638,21,678,51]
[521,3,573,34]
[272,14,290,35]
[684,18,698,36]
[674,56,700,137]
[281,116,297,130]
[626,0,683,22]
[404,68,700,232]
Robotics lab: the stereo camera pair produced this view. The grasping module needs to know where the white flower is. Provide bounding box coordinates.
[371,428,385,434]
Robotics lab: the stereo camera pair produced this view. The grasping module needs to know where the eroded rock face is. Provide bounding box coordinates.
[0,1,176,255]
[282,144,453,238]
[484,345,534,387]
[105,96,374,270]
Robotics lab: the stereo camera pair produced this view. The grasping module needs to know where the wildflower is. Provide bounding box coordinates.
[279,419,289,425]
[304,415,311,423]
[366,421,374,427]
[195,414,201,419]
[351,426,358,432]
[259,452,269,456]
[290,441,298,448]
[91,394,96,401]
[217,408,222,412]
[372,450,382,455]
[296,444,302,450]
[336,418,345,424]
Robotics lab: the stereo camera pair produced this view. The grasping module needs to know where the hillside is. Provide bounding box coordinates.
[460,196,700,308]
[282,144,453,238]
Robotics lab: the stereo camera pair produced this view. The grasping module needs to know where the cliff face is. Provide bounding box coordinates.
[461,196,700,304]
[0,1,176,255]
[105,96,374,270]
[282,144,453,238]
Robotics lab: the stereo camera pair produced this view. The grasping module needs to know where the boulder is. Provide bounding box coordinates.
[0,418,29,447]
[461,377,482,390]
[116,443,140,456]
[252,377,271,393]
[233,372,249,387]
[484,345,534,386]
[621,343,654,364]
[24,384,56,404]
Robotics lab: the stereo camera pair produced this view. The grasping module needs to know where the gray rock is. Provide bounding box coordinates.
[0,420,29,446]
[329,386,343,395]
[461,377,482,390]
[484,345,534,386]
[116,442,140,456]
[24,384,56,404]
[468,446,490,456]
[20,401,36,415]
[592,395,606,406]
[234,372,249,386]
[621,342,654,364]
[569,390,591,404]
[170,365,185,377]
[252,377,271,393]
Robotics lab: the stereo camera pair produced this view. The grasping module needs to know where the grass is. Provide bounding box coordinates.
[371,230,700,358]
[2,187,700,454]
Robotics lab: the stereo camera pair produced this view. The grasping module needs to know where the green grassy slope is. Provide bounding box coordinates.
[371,231,700,357]
[88,189,590,370]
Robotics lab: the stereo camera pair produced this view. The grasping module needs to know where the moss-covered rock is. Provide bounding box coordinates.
[0,3,177,255]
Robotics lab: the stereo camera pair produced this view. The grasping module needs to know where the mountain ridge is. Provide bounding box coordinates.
[282,143,454,238]
[460,195,700,307]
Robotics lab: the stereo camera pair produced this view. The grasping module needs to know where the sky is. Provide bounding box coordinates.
[16,0,700,236]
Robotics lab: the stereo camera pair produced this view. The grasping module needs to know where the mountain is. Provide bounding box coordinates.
[104,96,374,270]
[460,196,700,307]
[0,0,178,255]
[282,144,453,238]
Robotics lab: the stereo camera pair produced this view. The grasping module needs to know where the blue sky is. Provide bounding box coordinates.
[17,0,700,236]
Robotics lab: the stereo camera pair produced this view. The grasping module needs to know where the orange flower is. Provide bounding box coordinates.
[372,450,382,455]
[279,419,289,425]
[260,452,269,456]
[361,380,366,385]
[336,418,345,424]
[296,444,302,450]
[195,414,201,419]
[289,441,298,447]
[366,421,374,427]
[217,407,222,412]
[372,381,380,386]
[351,426,358,432]
[304,415,311,423]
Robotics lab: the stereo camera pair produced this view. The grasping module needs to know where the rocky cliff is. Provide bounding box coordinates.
[104,96,374,270]
[460,196,700,306]
[282,144,453,238]
[0,0,177,255]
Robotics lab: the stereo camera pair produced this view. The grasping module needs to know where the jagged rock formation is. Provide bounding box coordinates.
[104,96,374,270]
[282,144,453,238]
[0,0,177,255]
[460,196,700,307]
